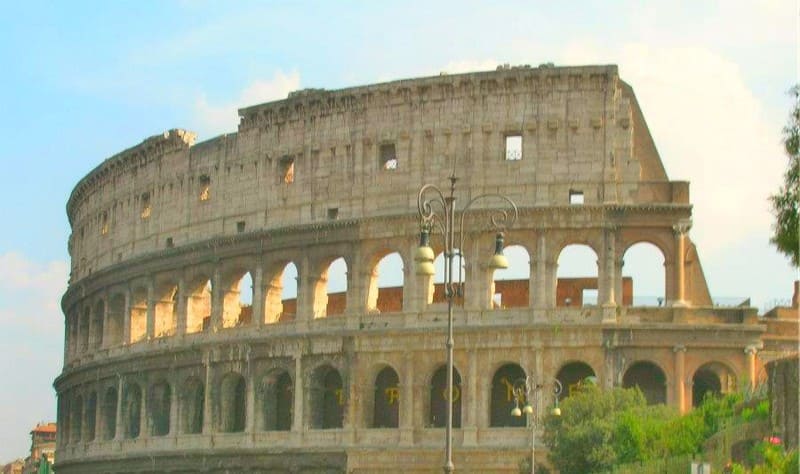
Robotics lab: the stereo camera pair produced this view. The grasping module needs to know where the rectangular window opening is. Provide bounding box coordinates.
[327,208,339,220]
[582,289,598,307]
[569,190,584,205]
[236,221,246,233]
[199,175,211,201]
[379,143,398,170]
[166,237,174,248]
[280,157,295,184]
[101,212,108,235]
[140,193,151,219]
[505,135,522,161]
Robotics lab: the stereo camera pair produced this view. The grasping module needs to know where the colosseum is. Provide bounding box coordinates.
[54,64,796,473]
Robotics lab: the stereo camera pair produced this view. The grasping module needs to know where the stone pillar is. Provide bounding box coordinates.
[463,348,479,445]
[673,345,687,414]
[346,250,362,315]
[533,232,548,309]
[246,373,256,434]
[672,223,691,306]
[252,266,264,326]
[114,378,124,440]
[122,287,131,345]
[292,355,304,432]
[400,351,414,445]
[601,226,618,323]
[202,353,213,434]
[146,278,156,340]
[139,382,148,438]
[745,345,758,389]
[545,260,558,309]
[86,305,94,352]
[75,308,83,356]
[401,254,415,312]
[296,257,314,321]
[101,293,110,349]
[176,274,187,335]
[210,266,223,330]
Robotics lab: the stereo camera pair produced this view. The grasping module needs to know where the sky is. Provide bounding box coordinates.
[0,0,798,463]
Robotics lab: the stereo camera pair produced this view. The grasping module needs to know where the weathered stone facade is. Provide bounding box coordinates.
[55,65,788,473]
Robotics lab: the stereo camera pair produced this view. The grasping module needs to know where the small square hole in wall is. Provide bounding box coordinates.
[280,156,295,183]
[166,237,174,248]
[327,208,339,220]
[505,135,522,160]
[379,143,398,170]
[569,190,584,205]
[236,221,246,233]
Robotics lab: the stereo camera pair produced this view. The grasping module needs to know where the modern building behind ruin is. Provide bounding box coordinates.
[54,65,796,473]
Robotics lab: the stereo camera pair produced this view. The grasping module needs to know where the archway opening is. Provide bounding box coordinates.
[181,377,204,434]
[85,392,97,441]
[430,365,462,428]
[107,294,124,346]
[373,366,400,428]
[623,361,667,405]
[265,262,298,323]
[80,307,90,351]
[186,278,211,334]
[316,257,347,317]
[622,242,666,307]
[692,362,735,407]
[219,373,246,433]
[149,380,172,436]
[72,395,83,442]
[311,365,344,429]
[154,281,178,337]
[124,384,142,439]
[556,244,599,307]
[430,251,466,306]
[130,287,147,342]
[102,387,117,440]
[556,362,597,400]
[262,370,292,431]
[490,363,527,427]
[368,252,405,313]
[492,245,531,309]
[222,270,253,328]
[92,300,105,349]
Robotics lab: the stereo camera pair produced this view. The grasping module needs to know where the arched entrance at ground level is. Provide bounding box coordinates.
[181,377,204,434]
[219,373,246,433]
[262,370,293,431]
[692,362,737,407]
[556,362,597,400]
[373,366,400,428]
[623,361,667,405]
[311,365,344,429]
[429,365,462,428]
[490,364,527,427]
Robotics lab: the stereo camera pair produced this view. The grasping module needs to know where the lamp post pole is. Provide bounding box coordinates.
[415,174,517,473]
[511,376,563,474]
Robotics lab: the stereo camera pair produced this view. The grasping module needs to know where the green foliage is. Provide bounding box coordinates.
[770,84,800,267]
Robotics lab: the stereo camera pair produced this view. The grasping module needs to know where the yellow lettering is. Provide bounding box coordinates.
[335,388,344,405]
[441,385,461,403]
[385,387,400,405]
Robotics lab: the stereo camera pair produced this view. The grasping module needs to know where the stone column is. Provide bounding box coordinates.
[292,355,304,432]
[533,232,548,309]
[101,293,110,349]
[122,287,131,345]
[202,353,213,434]
[601,227,618,323]
[252,266,265,326]
[86,305,94,352]
[672,223,691,306]
[176,274,187,335]
[210,265,223,330]
[146,277,156,340]
[400,351,414,445]
[346,249,362,316]
[296,257,314,321]
[75,309,83,356]
[169,379,179,436]
[673,345,687,414]
[545,259,558,309]
[114,377,124,440]
[463,348,479,446]
[745,345,758,390]
[245,373,256,434]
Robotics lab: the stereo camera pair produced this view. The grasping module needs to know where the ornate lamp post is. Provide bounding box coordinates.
[415,174,518,473]
[510,376,563,474]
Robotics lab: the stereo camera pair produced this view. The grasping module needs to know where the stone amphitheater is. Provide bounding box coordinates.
[54,64,796,473]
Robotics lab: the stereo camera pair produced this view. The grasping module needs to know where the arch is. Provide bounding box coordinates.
[186,278,211,334]
[261,369,293,431]
[124,383,142,439]
[221,268,254,328]
[79,307,90,352]
[492,245,531,309]
[314,257,348,318]
[153,279,178,337]
[59,397,71,445]
[310,365,344,429]
[367,252,405,313]
[429,365,462,428]
[71,394,83,442]
[556,244,599,307]
[556,361,597,399]
[373,366,400,428]
[106,294,124,346]
[621,242,666,307]
[92,300,105,349]
[149,380,172,436]
[265,262,298,323]
[219,372,246,433]
[130,286,147,342]
[622,361,667,405]
[181,377,204,434]
[692,362,737,407]
[490,363,527,427]
[102,387,117,440]
[85,391,97,441]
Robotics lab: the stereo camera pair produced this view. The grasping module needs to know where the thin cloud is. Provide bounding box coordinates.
[193,70,301,138]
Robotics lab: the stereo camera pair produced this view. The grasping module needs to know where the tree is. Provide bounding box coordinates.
[770,85,800,267]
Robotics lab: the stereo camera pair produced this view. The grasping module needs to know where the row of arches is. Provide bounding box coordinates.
[67,242,670,359]
[59,358,732,446]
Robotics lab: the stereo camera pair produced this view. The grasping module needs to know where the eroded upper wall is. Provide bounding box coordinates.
[66,65,681,284]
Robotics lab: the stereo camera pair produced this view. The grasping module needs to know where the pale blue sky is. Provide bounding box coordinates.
[0,0,797,462]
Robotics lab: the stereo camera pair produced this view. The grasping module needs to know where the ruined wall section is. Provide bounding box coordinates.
[66,65,680,283]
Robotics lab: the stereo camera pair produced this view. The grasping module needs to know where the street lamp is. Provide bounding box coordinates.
[415,174,518,474]
[511,376,563,474]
